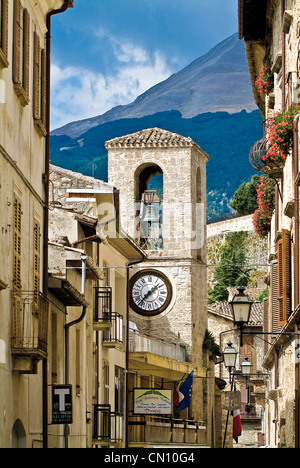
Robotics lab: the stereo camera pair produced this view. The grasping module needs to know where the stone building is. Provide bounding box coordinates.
[0,0,73,448]
[209,289,266,448]
[106,128,223,447]
[239,0,300,448]
[49,164,145,447]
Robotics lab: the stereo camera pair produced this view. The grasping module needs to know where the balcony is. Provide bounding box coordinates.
[128,415,206,447]
[94,287,112,331]
[129,329,186,362]
[11,290,49,373]
[103,313,123,348]
[93,404,124,445]
[240,403,262,421]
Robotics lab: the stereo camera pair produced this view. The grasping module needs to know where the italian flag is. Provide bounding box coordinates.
[233,410,242,443]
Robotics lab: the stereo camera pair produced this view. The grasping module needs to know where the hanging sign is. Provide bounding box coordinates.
[133,388,173,415]
[52,385,73,425]
[222,391,241,411]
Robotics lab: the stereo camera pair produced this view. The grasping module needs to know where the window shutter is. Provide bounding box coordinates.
[41,48,47,127]
[33,31,40,120]
[271,261,280,334]
[34,220,40,293]
[23,9,30,98]
[278,230,291,327]
[263,297,269,356]
[13,197,22,290]
[0,0,9,67]
[13,0,21,84]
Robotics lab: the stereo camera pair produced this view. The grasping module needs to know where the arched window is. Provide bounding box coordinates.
[134,164,163,250]
[11,419,26,448]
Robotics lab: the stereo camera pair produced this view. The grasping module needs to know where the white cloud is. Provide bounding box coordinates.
[50,41,172,130]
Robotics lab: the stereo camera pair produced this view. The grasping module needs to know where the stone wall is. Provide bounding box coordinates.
[207,215,268,289]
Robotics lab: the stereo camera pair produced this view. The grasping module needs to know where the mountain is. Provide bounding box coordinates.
[50,34,263,220]
[52,34,258,139]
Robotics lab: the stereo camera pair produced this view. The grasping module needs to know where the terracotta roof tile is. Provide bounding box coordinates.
[105,127,203,152]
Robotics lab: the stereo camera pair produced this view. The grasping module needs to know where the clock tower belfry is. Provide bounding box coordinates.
[106,128,209,370]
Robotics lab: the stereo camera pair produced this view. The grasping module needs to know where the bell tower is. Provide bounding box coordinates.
[106,128,209,368]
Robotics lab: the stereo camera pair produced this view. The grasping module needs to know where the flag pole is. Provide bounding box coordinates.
[223,373,235,449]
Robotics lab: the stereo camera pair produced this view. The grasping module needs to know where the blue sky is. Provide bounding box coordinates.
[50,0,238,130]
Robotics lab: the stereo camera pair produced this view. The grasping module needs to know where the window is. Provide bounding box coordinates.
[13,1,30,106]
[114,366,124,414]
[51,313,58,384]
[278,230,291,327]
[271,261,280,334]
[0,0,9,68]
[104,364,110,404]
[33,31,46,136]
[13,196,22,290]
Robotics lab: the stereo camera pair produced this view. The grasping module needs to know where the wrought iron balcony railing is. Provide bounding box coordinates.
[249,136,268,173]
[128,415,206,446]
[11,290,49,371]
[93,404,124,443]
[129,329,186,362]
[103,313,123,346]
[94,287,113,330]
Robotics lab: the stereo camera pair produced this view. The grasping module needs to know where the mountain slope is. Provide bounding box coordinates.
[50,34,262,221]
[50,109,263,220]
[51,34,257,139]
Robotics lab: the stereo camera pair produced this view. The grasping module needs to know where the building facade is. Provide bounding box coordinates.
[48,164,145,448]
[0,0,72,448]
[239,0,300,448]
[106,128,222,447]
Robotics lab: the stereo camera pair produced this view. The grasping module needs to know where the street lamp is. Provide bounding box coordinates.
[223,341,238,384]
[241,356,252,376]
[229,286,253,347]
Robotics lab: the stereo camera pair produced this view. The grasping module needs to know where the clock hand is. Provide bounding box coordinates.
[142,285,158,301]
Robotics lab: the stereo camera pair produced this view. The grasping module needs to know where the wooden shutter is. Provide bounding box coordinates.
[13,197,22,290]
[278,230,291,327]
[33,31,40,120]
[13,0,21,84]
[263,297,269,356]
[41,48,47,127]
[33,220,40,294]
[22,9,30,98]
[271,261,280,334]
[0,0,9,67]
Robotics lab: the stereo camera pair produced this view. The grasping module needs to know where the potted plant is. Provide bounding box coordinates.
[245,403,255,415]
[255,65,274,96]
[252,176,276,237]
[262,105,300,169]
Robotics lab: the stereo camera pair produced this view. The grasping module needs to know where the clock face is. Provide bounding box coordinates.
[129,270,172,317]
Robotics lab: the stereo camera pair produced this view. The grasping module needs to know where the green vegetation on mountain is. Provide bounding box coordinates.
[50,109,263,221]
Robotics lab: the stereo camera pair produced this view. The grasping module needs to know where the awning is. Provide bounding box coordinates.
[129,351,206,382]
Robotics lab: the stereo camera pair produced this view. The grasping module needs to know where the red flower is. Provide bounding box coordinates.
[252,176,276,237]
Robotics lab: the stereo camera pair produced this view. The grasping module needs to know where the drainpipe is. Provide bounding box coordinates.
[281,0,286,109]
[43,0,74,449]
[294,114,300,311]
[294,113,300,448]
[64,254,88,448]
[125,256,144,449]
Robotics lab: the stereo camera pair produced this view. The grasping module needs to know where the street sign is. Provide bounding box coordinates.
[52,385,73,425]
[222,391,241,411]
